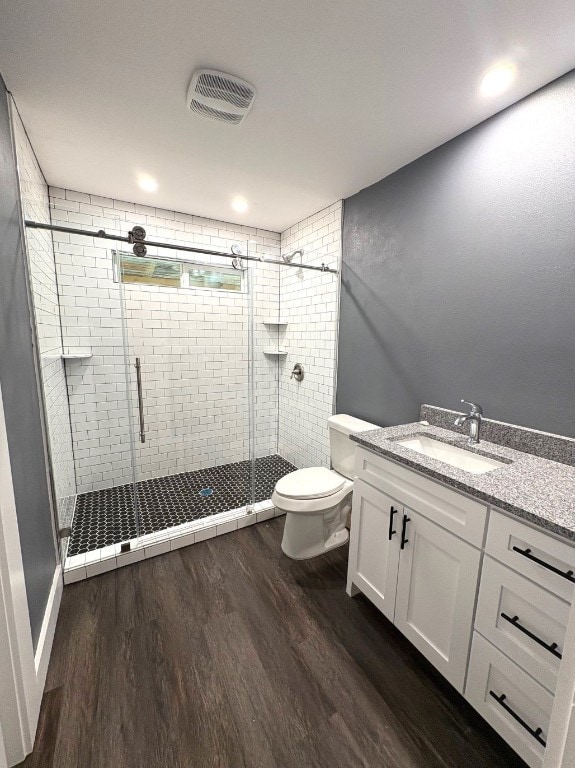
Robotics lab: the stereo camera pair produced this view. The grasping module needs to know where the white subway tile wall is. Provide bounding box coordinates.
[12,109,77,544]
[278,202,342,468]
[49,188,282,492]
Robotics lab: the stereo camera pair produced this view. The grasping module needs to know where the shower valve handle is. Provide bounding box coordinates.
[290,363,304,382]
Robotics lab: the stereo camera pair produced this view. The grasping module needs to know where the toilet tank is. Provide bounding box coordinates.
[328,414,379,479]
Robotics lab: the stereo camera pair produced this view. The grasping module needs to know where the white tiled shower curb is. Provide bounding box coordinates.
[63,501,281,583]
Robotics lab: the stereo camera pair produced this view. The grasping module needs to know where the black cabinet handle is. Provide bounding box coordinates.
[489,691,546,747]
[512,546,575,583]
[500,612,562,659]
[401,514,410,550]
[388,506,398,540]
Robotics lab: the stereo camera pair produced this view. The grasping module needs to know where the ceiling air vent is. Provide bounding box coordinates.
[187,69,256,125]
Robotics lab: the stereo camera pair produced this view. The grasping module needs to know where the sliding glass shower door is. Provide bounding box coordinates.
[117,242,255,541]
[65,230,142,562]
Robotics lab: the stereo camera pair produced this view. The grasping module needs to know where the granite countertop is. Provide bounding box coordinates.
[351,422,575,542]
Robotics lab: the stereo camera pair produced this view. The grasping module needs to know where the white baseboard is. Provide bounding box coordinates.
[31,565,62,730]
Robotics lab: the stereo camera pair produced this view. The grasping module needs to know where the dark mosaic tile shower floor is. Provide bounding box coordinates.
[68,455,296,557]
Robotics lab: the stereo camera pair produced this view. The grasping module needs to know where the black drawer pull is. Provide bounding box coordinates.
[501,612,562,660]
[400,514,410,550]
[512,546,575,583]
[489,691,546,747]
[388,506,398,540]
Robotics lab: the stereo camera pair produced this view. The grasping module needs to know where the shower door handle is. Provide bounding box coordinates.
[135,357,146,443]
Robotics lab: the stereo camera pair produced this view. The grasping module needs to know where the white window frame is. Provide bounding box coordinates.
[112,250,245,293]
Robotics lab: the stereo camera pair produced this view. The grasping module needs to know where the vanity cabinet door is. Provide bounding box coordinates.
[394,509,481,692]
[347,480,401,622]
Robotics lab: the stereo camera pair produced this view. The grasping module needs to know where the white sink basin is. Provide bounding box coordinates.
[396,435,508,475]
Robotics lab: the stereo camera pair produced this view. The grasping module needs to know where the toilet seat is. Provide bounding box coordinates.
[272,474,353,515]
[274,467,345,500]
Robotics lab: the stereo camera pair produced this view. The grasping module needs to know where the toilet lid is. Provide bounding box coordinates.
[275,467,346,500]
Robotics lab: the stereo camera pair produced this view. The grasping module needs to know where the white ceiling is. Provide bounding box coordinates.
[0,0,573,232]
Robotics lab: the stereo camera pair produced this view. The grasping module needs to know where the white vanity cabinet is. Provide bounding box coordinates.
[347,445,575,768]
[347,448,486,692]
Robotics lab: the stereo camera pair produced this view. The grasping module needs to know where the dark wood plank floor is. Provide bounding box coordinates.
[20,518,526,768]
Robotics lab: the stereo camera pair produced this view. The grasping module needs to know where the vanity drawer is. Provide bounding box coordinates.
[354,447,487,546]
[475,557,569,693]
[486,510,575,603]
[466,633,552,768]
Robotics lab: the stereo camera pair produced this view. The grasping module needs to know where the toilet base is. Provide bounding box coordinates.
[281,527,349,560]
[279,499,351,560]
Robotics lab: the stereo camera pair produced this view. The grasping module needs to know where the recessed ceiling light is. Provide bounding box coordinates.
[480,63,516,97]
[231,195,248,214]
[137,174,158,192]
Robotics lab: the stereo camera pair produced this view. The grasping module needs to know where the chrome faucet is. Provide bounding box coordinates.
[454,399,483,444]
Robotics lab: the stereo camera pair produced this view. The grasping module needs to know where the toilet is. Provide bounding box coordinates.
[273,414,378,559]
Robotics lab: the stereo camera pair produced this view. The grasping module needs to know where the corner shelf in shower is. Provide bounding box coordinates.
[61,349,93,360]
[263,348,288,356]
[262,318,288,326]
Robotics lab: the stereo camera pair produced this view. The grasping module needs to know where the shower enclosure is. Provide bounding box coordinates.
[22,199,342,577]
[64,239,290,562]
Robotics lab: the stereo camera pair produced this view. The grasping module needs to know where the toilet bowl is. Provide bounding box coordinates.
[273,414,378,560]
[272,467,353,559]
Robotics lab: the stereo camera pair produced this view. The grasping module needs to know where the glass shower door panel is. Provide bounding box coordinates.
[248,243,294,515]
[119,244,252,540]
[65,235,139,562]
[245,241,300,520]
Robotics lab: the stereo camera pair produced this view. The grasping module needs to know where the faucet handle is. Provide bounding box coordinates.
[461,399,483,416]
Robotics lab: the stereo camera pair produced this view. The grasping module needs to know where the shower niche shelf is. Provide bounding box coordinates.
[62,349,93,360]
[263,318,288,326]
[263,348,288,356]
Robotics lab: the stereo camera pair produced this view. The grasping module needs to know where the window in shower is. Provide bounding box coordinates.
[115,252,243,292]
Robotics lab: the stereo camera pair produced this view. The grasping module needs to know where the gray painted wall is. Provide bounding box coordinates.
[0,74,57,649]
[337,70,575,438]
